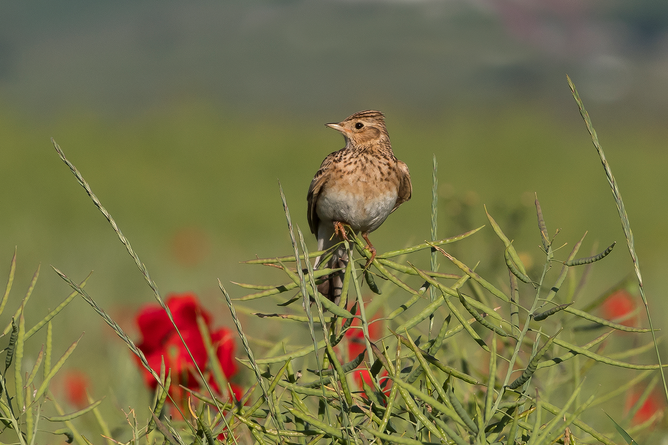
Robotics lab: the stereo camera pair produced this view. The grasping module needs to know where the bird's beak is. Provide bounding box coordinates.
[325,122,345,133]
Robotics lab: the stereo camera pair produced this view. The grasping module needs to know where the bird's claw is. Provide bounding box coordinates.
[362,233,376,271]
[333,221,349,241]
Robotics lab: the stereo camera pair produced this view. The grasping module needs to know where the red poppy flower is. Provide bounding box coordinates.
[135,293,238,403]
[63,369,90,408]
[601,290,638,327]
[341,308,390,394]
[626,389,663,425]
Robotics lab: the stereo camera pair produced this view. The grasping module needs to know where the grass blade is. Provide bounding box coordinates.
[568,75,666,402]
[605,413,639,445]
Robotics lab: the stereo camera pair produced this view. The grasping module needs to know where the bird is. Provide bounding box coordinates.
[307,110,412,303]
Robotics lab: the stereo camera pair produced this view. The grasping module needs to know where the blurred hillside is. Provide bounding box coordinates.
[2,1,668,116]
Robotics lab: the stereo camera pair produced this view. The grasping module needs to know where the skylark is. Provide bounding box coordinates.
[307,110,412,302]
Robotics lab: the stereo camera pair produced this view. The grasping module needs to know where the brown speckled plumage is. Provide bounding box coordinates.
[307,110,412,302]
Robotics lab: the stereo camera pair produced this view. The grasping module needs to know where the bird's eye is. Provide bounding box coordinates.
[355,122,364,129]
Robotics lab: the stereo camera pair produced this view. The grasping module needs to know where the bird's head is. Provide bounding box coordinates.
[326,110,389,149]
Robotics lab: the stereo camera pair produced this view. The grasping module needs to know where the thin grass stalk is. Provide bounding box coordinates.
[296,229,338,355]
[239,365,287,420]
[395,373,446,440]
[45,400,103,423]
[484,334,497,426]
[591,370,654,407]
[486,206,529,279]
[542,399,616,445]
[625,411,662,439]
[508,271,520,336]
[444,295,489,351]
[625,373,659,425]
[43,321,52,381]
[567,76,667,403]
[196,315,234,435]
[87,393,114,445]
[297,229,358,441]
[25,273,91,340]
[339,247,378,444]
[396,334,465,426]
[377,371,399,434]
[14,310,25,415]
[563,306,649,332]
[536,330,612,370]
[277,183,335,428]
[219,281,281,440]
[24,387,32,443]
[254,339,329,365]
[34,334,82,403]
[0,248,16,318]
[52,140,227,423]
[448,385,478,434]
[377,226,484,259]
[429,154,438,337]
[147,365,170,435]
[51,268,189,416]
[551,339,665,372]
[431,245,510,304]
[526,390,542,445]
[429,408,471,443]
[348,256,375,370]
[535,380,584,442]
[4,410,25,445]
[364,428,428,445]
[51,140,161,303]
[3,265,40,337]
[27,401,39,445]
[403,266,478,318]
[25,346,44,389]
[395,330,477,385]
[542,232,587,305]
[287,409,348,441]
[491,243,553,415]
[51,395,86,445]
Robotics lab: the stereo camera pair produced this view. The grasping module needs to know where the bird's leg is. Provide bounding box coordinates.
[333,221,349,241]
[362,232,377,270]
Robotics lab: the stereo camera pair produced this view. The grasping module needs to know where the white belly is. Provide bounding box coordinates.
[317,187,397,233]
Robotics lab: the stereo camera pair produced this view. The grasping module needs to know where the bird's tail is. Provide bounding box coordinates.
[315,223,348,304]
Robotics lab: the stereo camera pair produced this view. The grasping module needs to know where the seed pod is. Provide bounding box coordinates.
[196,416,215,445]
[533,303,573,321]
[508,334,556,389]
[458,290,512,338]
[504,246,531,284]
[535,197,550,251]
[4,318,18,371]
[565,242,616,266]
[364,270,382,294]
[311,350,366,377]
[449,386,479,434]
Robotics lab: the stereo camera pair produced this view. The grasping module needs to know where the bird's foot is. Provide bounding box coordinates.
[333,221,350,241]
[362,233,377,271]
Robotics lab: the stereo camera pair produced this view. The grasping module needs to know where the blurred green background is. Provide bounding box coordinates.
[2,0,668,438]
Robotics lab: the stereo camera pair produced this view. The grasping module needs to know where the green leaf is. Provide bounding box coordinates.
[605,412,639,445]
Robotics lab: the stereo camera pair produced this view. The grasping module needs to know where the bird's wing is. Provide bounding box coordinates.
[392,160,412,213]
[307,152,337,234]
